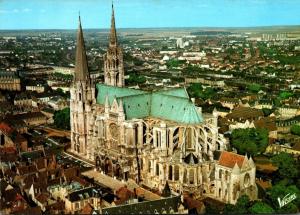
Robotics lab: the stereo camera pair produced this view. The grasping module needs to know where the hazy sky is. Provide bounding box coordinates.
[0,0,299,30]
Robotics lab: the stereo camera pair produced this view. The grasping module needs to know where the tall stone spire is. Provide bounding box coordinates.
[104,2,125,87]
[109,3,117,46]
[74,15,90,83]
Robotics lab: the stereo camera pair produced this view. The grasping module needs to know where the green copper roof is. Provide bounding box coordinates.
[96,84,203,124]
[96,84,145,104]
[118,94,152,119]
[157,88,189,98]
[150,93,202,124]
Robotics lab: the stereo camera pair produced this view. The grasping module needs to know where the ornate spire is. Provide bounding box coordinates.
[109,3,117,46]
[74,15,90,82]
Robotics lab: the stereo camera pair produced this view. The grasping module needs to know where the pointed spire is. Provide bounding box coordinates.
[74,15,90,83]
[232,163,240,174]
[109,2,117,46]
[249,156,255,168]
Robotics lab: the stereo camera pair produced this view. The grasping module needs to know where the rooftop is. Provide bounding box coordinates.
[96,84,203,124]
[218,151,245,168]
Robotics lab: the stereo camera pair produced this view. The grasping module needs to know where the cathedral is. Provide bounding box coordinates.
[70,5,257,204]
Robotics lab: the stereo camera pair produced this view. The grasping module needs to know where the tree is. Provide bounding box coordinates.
[53,108,70,130]
[267,180,300,213]
[224,195,250,214]
[247,83,261,93]
[279,91,294,100]
[201,87,217,101]
[249,201,274,214]
[291,124,300,136]
[271,152,299,180]
[166,59,185,69]
[187,84,216,101]
[125,73,146,85]
[230,128,269,156]
[187,83,203,98]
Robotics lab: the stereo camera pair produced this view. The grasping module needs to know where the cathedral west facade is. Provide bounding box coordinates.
[70,5,257,204]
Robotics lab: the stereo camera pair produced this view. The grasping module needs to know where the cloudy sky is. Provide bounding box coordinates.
[0,0,299,30]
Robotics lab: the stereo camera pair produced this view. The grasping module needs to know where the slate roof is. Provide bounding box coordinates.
[102,195,181,214]
[96,84,203,124]
[68,186,114,203]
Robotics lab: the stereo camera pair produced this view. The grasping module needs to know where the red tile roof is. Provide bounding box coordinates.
[218,151,245,168]
[81,203,93,214]
[115,186,134,205]
[0,146,16,154]
[35,193,49,204]
[0,122,13,135]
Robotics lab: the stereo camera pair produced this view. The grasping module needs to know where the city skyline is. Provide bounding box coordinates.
[0,0,300,30]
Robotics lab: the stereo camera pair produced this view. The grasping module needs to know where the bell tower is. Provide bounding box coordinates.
[70,16,95,156]
[103,3,125,87]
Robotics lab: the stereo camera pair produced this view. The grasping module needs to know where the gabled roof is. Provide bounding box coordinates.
[96,84,203,124]
[218,151,245,168]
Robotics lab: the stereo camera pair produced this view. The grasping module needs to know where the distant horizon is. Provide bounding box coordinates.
[1,24,300,32]
[0,0,300,30]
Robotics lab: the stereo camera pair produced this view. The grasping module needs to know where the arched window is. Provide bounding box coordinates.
[174,165,179,181]
[244,173,250,187]
[140,158,143,170]
[156,163,159,176]
[189,169,194,184]
[116,73,119,84]
[168,166,173,180]
[183,169,187,183]
[148,160,151,173]
[157,131,161,148]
